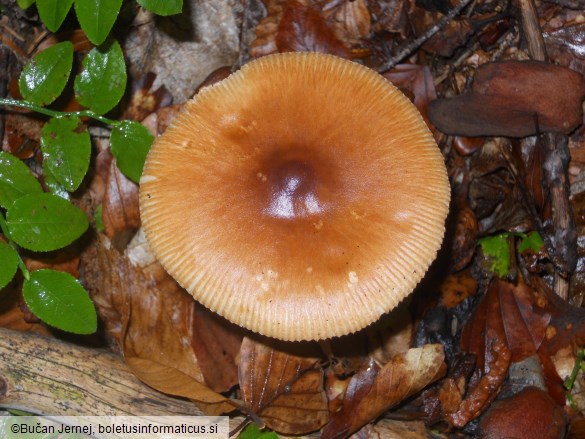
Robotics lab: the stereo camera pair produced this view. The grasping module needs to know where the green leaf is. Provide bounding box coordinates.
[36,0,74,32]
[110,120,153,183]
[74,0,123,45]
[239,424,279,439]
[0,151,44,209]
[0,241,19,290]
[43,160,70,200]
[23,269,97,334]
[41,116,91,192]
[478,233,510,278]
[74,40,126,115]
[18,41,73,106]
[518,231,545,253]
[136,0,182,16]
[6,193,88,252]
[17,0,36,8]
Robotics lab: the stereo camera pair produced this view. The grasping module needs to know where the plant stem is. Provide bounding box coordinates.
[564,348,584,408]
[0,98,121,127]
[0,213,30,281]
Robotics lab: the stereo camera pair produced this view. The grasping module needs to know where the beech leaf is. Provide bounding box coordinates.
[126,357,233,415]
[101,153,140,251]
[80,233,235,415]
[276,1,350,57]
[238,337,329,435]
[322,345,446,439]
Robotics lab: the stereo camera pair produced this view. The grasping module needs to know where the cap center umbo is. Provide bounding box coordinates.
[264,160,324,219]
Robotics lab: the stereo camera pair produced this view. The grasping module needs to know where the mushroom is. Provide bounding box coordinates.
[139,52,450,341]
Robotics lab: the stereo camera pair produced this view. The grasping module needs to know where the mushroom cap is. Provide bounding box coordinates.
[139,52,450,341]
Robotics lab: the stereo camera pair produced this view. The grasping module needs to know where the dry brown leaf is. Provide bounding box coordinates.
[251,0,351,58]
[191,307,243,393]
[102,152,141,251]
[321,0,372,46]
[368,0,413,38]
[81,234,234,414]
[322,344,446,439]
[411,7,472,57]
[439,270,477,309]
[250,0,286,58]
[383,64,436,129]
[238,336,329,434]
[121,72,173,123]
[449,207,479,272]
[126,357,233,415]
[1,112,42,159]
[429,61,585,137]
[452,280,514,427]
[355,418,430,439]
[276,0,351,57]
[499,281,551,362]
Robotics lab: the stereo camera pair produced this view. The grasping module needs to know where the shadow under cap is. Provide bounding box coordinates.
[139,52,451,341]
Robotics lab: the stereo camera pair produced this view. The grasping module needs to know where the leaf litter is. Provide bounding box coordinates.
[4,0,585,437]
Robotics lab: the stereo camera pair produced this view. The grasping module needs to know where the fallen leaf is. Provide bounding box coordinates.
[440,270,477,309]
[322,344,446,439]
[80,234,233,414]
[500,281,550,362]
[451,279,518,427]
[354,418,429,439]
[238,336,329,435]
[411,7,473,57]
[251,0,351,58]
[101,151,141,251]
[368,0,413,38]
[321,0,372,46]
[121,72,173,123]
[276,0,351,57]
[191,307,243,393]
[449,206,479,272]
[429,60,585,137]
[544,23,585,61]
[1,113,43,159]
[250,0,285,58]
[383,63,437,128]
[126,357,233,415]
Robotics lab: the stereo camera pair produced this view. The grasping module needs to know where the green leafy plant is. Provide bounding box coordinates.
[478,231,545,278]
[18,0,184,43]
[239,423,279,439]
[0,0,180,333]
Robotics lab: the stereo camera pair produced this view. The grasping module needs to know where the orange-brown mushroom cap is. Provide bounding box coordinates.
[139,52,450,341]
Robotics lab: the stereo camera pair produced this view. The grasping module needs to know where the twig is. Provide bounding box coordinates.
[377,0,475,73]
[515,0,576,300]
